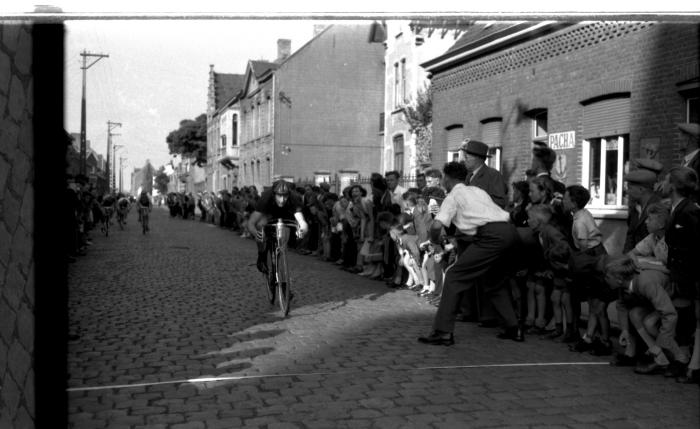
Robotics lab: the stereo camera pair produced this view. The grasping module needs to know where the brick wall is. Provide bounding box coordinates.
[0,22,35,429]
[274,24,385,180]
[430,22,699,254]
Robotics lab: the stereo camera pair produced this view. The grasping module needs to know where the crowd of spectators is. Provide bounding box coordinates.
[164,122,700,385]
[64,174,137,262]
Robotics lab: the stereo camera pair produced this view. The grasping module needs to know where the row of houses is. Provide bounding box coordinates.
[193,20,698,254]
[66,132,109,193]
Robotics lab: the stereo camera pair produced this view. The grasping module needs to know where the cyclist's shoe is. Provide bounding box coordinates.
[256,258,268,275]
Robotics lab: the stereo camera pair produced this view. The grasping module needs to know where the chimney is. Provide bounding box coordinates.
[276,39,291,63]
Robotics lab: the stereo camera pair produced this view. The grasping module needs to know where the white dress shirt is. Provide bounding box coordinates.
[435,183,510,235]
[683,149,699,167]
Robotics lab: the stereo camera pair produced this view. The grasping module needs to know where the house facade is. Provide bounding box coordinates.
[206,66,245,192]
[380,20,454,174]
[239,59,279,190]
[272,25,385,188]
[423,21,700,253]
[237,25,386,191]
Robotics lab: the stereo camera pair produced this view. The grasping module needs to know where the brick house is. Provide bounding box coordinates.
[206,66,245,192]
[423,21,699,253]
[238,24,386,191]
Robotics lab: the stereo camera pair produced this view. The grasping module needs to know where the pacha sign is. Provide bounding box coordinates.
[548,131,576,150]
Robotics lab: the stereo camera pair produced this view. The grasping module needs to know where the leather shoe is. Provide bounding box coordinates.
[676,369,700,384]
[610,353,636,367]
[634,361,668,375]
[664,360,688,378]
[418,331,455,346]
[497,326,524,342]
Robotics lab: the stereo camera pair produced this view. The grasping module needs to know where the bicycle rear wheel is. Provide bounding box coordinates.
[276,249,291,316]
[142,214,148,234]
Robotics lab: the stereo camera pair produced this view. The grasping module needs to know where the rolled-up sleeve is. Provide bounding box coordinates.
[435,193,456,227]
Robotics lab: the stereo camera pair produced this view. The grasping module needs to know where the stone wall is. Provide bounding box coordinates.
[0,22,35,429]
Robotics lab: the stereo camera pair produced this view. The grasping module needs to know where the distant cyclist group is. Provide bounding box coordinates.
[96,190,153,236]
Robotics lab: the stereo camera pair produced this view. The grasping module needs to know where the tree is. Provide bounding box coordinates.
[166,113,207,166]
[154,165,170,195]
[401,86,433,165]
[141,161,155,194]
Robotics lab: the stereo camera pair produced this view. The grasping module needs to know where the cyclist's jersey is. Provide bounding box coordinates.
[138,195,151,207]
[117,198,129,209]
[255,189,303,222]
[102,196,116,207]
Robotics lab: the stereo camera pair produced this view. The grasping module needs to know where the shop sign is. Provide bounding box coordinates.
[548,131,576,150]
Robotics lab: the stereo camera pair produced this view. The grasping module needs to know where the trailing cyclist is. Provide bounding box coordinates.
[100,193,117,234]
[117,193,130,226]
[138,191,152,233]
[247,180,309,275]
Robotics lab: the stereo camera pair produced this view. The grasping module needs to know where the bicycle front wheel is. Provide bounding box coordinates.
[264,247,276,305]
[276,249,291,316]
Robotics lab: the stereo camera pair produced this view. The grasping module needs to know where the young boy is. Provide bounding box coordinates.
[527,204,574,341]
[565,185,612,355]
[604,255,689,375]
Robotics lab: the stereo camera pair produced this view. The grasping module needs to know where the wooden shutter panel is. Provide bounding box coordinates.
[446,126,464,151]
[583,97,631,138]
[481,120,502,147]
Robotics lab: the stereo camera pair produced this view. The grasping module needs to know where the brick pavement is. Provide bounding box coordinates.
[67,208,700,428]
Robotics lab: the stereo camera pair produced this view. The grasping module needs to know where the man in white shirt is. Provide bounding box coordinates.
[418,162,522,346]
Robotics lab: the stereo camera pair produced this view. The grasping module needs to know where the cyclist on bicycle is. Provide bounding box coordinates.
[117,193,130,223]
[247,180,309,274]
[137,191,152,230]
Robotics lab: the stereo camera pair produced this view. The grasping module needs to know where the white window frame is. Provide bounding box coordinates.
[581,135,628,218]
[531,110,548,144]
[487,147,502,171]
[447,150,461,163]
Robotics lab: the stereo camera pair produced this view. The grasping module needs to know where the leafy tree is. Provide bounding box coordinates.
[154,165,170,195]
[401,86,433,164]
[166,113,207,166]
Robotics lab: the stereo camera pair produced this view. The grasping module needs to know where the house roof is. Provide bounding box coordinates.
[443,22,522,54]
[214,73,245,110]
[250,60,279,78]
[422,21,571,73]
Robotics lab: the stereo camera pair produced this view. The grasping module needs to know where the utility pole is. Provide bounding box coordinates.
[119,156,126,193]
[80,50,109,175]
[112,144,123,192]
[106,121,121,193]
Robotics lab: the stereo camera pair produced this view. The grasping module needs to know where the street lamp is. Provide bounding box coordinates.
[112,144,123,192]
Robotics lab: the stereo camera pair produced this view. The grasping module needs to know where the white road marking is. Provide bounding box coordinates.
[66,361,609,392]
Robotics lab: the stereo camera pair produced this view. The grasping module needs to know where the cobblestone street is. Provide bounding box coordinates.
[67,208,700,429]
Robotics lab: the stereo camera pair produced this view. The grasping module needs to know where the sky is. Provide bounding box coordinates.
[64,19,320,177]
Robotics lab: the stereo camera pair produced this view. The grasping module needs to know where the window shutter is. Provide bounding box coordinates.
[583,97,631,138]
[481,120,502,147]
[445,126,464,151]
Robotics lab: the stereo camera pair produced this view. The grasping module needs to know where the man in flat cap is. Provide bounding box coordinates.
[458,139,509,327]
[623,168,662,253]
[678,123,700,203]
[460,140,508,209]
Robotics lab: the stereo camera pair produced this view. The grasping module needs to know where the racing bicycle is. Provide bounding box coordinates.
[261,219,301,317]
[139,207,150,235]
[102,207,114,237]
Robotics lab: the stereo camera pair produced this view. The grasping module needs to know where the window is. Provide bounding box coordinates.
[393,62,400,108]
[687,96,699,123]
[220,135,227,148]
[379,112,385,134]
[481,118,503,171]
[400,58,407,104]
[393,134,404,173]
[231,114,238,146]
[445,124,464,162]
[256,160,261,187]
[580,94,631,214]
[531,109,548,145]
[582,134,630,208]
